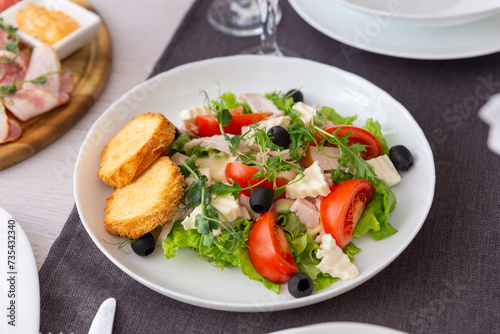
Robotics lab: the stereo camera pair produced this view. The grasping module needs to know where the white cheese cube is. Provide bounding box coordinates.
[367,154,401,187]
[177,106,211,136]
[285,161,331,199]
[211,194,242,223]
[292,102,316,126]
[273,198,295,212]
[181,205,202,230]
[316,233,359,280]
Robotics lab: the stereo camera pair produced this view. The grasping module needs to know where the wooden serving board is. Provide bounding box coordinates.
[0,0,111,171]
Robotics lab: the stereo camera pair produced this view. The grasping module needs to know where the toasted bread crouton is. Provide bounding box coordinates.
[104,156,185,239]
[98,113,176,188]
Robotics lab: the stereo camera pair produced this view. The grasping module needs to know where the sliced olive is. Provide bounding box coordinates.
[131,233,155,256]
[250,186,274,213]
[267,125,291,149]
[288,272,313,298]
[286,89,304,103]
[389,145,414,171]
[174,126,180,140]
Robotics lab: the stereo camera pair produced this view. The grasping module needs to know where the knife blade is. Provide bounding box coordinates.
[88,298,116,334]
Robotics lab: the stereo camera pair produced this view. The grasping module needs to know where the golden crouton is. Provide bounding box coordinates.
[104,156,185,239]
[98,113,176,188]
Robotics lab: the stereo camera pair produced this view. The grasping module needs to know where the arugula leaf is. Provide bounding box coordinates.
[209,179,242,200]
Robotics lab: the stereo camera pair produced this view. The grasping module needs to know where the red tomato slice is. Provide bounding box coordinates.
[225,162,288,197]
[196,107,268,137]
[247,209,299,284]
[313,125,382,159]
[320,179,375,249]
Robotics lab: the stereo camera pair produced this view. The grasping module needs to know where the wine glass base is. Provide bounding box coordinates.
[240,46,301,57]
[207,0,282,37]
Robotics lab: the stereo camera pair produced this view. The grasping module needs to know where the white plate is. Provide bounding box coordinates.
[74,55,435,312]
[0,206,40,333]
[270,322,407,334]
[335,0,500,27]
[1,0,101,59]
[288,0,500,60]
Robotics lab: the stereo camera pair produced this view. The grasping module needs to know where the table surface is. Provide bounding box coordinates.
[0,0,195,270]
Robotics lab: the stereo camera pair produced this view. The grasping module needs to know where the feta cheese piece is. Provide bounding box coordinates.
[285,161,331,199]
[211,194,242,223]
[241,116,291,146]
[181,205,202,230]
[273,198,295,212]
[316,233,359,281]
[177,105,211,136]
[292,102,316,126]
[367,154,401,187]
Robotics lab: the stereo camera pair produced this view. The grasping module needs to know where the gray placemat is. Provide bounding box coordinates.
[39,0,500,333]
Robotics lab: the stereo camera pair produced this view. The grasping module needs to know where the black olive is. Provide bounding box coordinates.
[267,126,291,149]
[286,89,304,103]
[131,233,156,256]
[389,145,414,171]
[250,186,274,213]
[288,272,313,298]
[174,127,180,140]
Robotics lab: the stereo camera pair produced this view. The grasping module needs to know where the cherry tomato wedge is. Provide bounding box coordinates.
[225,161,288,198]
[196,108,269,137]
[247,209,299,284]
[320,179,375,249]
[313,125,382,160]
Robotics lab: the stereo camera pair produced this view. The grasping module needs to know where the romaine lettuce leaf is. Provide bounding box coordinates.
[354,179,397,240]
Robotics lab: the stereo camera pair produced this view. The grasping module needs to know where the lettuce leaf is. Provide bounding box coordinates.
[321,106,357,125]
[278,211,337,291]
[354,179,397,240]
[163,219,280,294]
[363,118,389,155]
[213,92,251,114]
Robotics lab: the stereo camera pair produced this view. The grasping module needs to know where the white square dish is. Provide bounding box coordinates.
[0,0,101,59]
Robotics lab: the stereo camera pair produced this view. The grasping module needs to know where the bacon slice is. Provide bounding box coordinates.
[0,102,9,141]
[22,44,61,97]
[5,89,59,121]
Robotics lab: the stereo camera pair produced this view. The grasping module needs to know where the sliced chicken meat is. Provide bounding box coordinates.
[239,93,283,116]
[290,198,320,230]
[184,134,251,156]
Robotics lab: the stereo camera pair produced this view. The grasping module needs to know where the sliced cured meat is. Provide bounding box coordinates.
[22,44,61,97]
[57,68,74,103]
[5,89,59,121]
[0,101,8,141]
[4,118,22,142]
[0,51,28,86]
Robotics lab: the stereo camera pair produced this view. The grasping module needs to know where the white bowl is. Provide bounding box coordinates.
[335,0,500,27]
[0,0,101,59]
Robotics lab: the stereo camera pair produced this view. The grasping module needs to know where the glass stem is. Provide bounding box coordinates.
[258,0,282,56]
